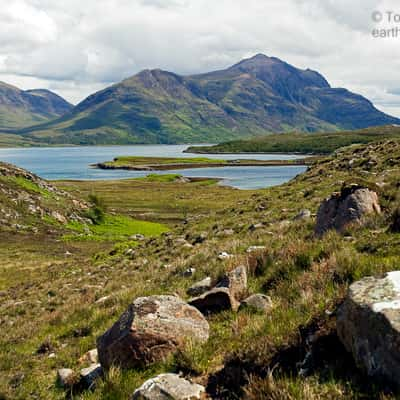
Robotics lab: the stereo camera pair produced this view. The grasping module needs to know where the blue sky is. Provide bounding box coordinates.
[1,0,400,117]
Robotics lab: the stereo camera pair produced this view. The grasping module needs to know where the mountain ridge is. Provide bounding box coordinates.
[0,82,73,130]
[7,54,400,144]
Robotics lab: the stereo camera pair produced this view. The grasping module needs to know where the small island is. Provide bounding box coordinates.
[93,156,313,171]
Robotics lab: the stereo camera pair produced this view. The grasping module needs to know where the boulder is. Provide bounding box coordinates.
[337,271,400,386]
[239,294,272,313]
[97,295,209,369]
[132,373,205,400]
[187,277,212,297]
[216,265,247,300]
[315,185,381,236]
[80,363,102,389]
[189,287,239,314]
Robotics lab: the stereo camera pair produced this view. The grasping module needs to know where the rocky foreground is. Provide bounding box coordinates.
[2,140,400,399]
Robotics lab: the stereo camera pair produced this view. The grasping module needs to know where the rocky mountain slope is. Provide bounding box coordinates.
[17,54,400,145]
[0,162,89,233]
[0,82,73,129]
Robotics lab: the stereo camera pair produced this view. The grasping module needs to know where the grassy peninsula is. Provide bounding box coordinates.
[94,155,311,171]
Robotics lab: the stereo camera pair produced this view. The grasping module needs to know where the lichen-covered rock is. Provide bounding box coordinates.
[337,271,400,386]
[315,185,381,236]
[132,373,205,400]
[97,295,209,369]
[216,265,247,301]
[189,287,239,314]
[187,277,212,297]
[239,294,272,313]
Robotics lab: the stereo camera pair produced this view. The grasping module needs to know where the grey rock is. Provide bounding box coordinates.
[218,251,233,260]
[189,287,239,314]
[80,363,102,389]
[315,185,381,236]
[337,271,400,386]
[187,277,212,297]
[294,209,311,220]
[97,295,209,369]
[239,294,272,313]
[246,245,266,253]
[57,368,76,388]
[132,373,205,400]
[216,229,234,237]
[216,265,247,301]
[249,223,265,231]
[182,268,196,277]
[80,348,98,364]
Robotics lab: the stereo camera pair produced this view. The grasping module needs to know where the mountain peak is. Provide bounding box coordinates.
[17,55,400,144]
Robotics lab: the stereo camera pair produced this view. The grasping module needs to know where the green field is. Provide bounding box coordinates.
[186,125,400,155]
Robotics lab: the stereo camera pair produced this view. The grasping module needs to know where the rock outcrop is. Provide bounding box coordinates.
[315,185,381,236]
[132,373,205,400]
[337,271,400,386]
[97,295,209,369]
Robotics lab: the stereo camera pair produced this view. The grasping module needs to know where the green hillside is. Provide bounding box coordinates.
[15,54,400,145]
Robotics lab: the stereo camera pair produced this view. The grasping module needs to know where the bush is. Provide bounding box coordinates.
[85,193,106,224]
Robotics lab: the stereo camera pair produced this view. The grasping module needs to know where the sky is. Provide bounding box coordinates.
[1,0,400,116]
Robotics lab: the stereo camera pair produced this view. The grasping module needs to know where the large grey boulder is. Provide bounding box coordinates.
[315,185,381,236]
[132,373,205,400]
[337,271,400,386]
[97,295,209,369]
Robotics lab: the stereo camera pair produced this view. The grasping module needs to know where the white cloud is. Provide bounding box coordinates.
[0,0,399,115]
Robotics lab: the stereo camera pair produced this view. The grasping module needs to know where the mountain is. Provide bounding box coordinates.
[0,82,73,129]
[15,54,400,144]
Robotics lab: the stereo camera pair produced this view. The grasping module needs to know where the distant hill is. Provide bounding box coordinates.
[186,125,400,155]
[0,82,73,129]
[11,54,400,144]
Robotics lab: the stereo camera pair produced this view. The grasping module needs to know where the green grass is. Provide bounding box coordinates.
[64,215,169,242]
[12,176,51,197]
[140,173,183,182]
[112,156,226,165]
[2,139,400,399]
[186,125,400,155]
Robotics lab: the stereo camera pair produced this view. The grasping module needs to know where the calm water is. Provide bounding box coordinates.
[0,145,307,190]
